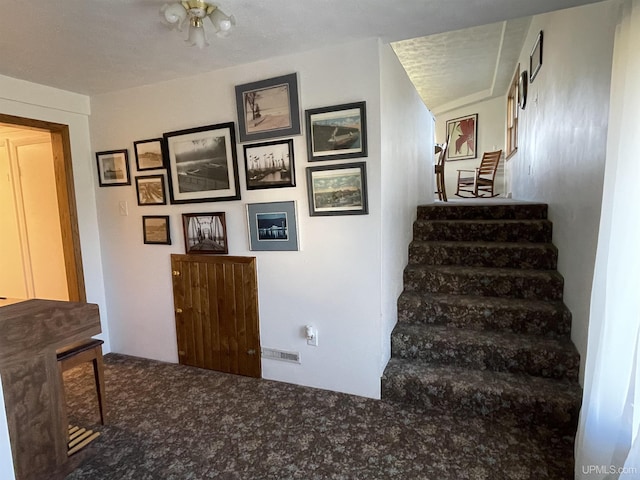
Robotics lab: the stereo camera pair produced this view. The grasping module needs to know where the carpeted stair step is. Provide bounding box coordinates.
[381,358,582,434]
[404,265,564,300]
[397,292,571,337]
[409,240,557,269]
[391,323,579,380]
[413,219,553,243]
[417,203,549,221]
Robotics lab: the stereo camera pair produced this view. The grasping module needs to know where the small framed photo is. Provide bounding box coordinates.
[306,162,368,216]
[96,149,130,187]
[235,73,301,143]
[182,212,228,254]
[530,30,544,83]
[134,138,165,171]
[446,113,478,161]
[243,139,295,190]
[164,123,241,204]
[305,101,367,162]
[135,174,167,206]
[247,201,299,251]
[142,215,171,245]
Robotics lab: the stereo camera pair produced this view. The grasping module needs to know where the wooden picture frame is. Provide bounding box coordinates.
[306,162,368,216]
[96,149,130,187]
[243,139,295,190]
[142,215,171,245]
[446,114,478,161]
[134,138,165,171]
[164,123,240,204]
[530,31,544,83]
[235,73,301,143]
[246,201,299,251]
[182,212,228,254]
[305,101,367,161]
[135,174,167,206]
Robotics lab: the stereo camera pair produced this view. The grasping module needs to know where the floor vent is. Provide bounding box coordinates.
[261,348,300,364]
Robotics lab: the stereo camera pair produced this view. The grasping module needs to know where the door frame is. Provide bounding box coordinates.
[0,113,86,302]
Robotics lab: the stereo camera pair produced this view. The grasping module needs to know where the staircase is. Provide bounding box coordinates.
[381,202,582,466]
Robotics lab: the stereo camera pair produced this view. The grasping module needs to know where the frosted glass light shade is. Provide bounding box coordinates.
[187,24,208,48]
[161,3,188,30]
[209,10,236,37]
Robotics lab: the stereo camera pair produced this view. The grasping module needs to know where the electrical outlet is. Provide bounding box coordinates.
[305,325,319,347]
[119,201,128,216]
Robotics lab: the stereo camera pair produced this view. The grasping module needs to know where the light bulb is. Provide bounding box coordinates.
[160,3,188,30]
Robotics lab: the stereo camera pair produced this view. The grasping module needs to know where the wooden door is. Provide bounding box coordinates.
[171,254,261,378]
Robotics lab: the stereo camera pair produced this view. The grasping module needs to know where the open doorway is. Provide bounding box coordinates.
[0,114,86,302]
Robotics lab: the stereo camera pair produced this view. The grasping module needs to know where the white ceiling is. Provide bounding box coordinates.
[0,0,600,97]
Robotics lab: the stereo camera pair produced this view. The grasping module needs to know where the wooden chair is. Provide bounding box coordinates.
[455,150,502,198]
[57,338,106,425]
[434,139,449,201]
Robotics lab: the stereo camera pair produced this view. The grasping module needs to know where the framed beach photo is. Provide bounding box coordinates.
[243,139,295,190]
[246,201,299,251]
[306,162,368,216]
[142,215,171,245]
[134,138,165,171]
[96,149,130,187]
[235,73,301,143]
[305,102,367,162]
[135,174,167,206]
[446,113,478,161]
[164,123,241,204]
[182,212,228,254]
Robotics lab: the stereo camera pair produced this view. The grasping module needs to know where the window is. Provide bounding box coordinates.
[506,65,519,158]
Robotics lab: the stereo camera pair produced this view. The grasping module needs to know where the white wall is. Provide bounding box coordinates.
[435,96,506,198]
[509,1,617,380]
[379,42,434,371]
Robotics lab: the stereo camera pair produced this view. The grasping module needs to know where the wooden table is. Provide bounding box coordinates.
[0,298,101,480]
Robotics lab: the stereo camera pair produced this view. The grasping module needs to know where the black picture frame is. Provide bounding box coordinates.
[163,122,241,204]
[518,70,529,109]
[142,215,171,245]
[235,73,301,143]
[135,174,167,206]
[530,31,544,83]
[95,149,130,187]
[182,212,228,254]
[246,201,299,251]
[305,101,367,162]
[243,139,295,190]
[134,138,165,171]
[306,162,368,216]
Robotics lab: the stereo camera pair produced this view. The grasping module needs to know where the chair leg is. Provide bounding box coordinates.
[91,351,106,425]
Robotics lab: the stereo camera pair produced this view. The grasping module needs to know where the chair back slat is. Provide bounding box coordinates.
[477,150,502,178]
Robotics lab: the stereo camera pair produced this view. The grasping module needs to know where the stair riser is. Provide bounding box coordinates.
[409,243,557,269]
[397,294,571,337]
[391,331,579,381]
[417,204,548,220]
[404,269,564,300]
[414,221,552,242]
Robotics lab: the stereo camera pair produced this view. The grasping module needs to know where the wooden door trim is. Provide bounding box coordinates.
[0,113,86,302]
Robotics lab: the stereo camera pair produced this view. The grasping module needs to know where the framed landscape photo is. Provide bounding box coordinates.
[530,30,544,83]
[446,113,478,161]
[96,149,130,187]
[306,162,368,216]
[135,174,166,206]
[243,139,295,190]
[235,73,301,143]
[164,122,241,204]
[305,102,367,162]
[134,138,165,171]
[182,212,228,254]
[246,201,299,251]
[142,215,171,245]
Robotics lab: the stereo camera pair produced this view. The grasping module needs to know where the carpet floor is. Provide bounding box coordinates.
[63,354,573,479]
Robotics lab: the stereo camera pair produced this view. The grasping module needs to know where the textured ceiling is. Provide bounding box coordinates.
[0,0,600,96]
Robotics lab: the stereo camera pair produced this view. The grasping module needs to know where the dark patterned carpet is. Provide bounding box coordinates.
[63,354,572,479]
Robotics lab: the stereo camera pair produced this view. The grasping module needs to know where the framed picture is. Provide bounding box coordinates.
[235,73,301,143]
[95,149,130,187]
[182,212,228,254]
[305,102,367,161]
[246,201,299,251]
[446,114,478,161]
[243,139,295,190]
[306,162,368,216]
[164,123,240,204]
[134,138,165,171]
[142,215,171,245]
[135,174,167,206]
[518,70,529,110]
[530,31,544,83]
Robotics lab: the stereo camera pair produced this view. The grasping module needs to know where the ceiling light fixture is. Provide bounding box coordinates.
[160,1,236,49]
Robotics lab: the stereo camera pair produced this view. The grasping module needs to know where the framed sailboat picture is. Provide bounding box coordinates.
[182,212,228,254]
[243,139,295,190]
[305,102,367,162]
